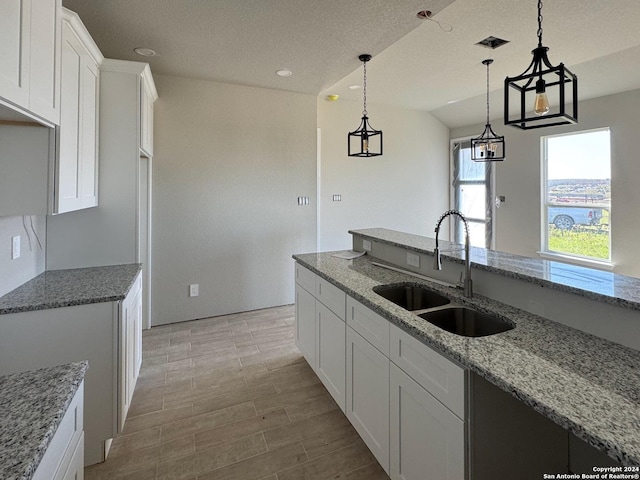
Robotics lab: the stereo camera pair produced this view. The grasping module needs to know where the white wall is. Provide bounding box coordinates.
[318,97,450,251]
[152,75,317,325]
[451,89,640,278]
[0,216,46,296]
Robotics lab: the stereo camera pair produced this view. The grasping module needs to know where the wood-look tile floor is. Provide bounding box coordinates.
[85,305,389,480]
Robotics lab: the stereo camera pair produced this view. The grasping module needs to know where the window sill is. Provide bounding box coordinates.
[538,251,615,271]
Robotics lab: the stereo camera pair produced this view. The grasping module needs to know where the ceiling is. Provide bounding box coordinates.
[62,0,640,129]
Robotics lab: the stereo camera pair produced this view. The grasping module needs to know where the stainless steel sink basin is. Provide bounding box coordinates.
[418,307,514,337]
[374,284,451,311]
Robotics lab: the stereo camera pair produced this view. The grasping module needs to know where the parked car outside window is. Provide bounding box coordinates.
[548,206,603,230]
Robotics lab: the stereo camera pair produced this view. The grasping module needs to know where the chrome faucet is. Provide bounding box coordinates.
[433,210,473,298]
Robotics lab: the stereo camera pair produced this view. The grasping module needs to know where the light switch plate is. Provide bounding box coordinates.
[406,252,420,268]
[11,236,20,260]
[189,284,199,297]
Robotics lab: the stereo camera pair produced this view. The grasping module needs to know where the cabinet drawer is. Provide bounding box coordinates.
[346,296,390,356]
[34,381,84,480]
[295,263,316,293]
[316,277,346,320]
[390,324,465,419]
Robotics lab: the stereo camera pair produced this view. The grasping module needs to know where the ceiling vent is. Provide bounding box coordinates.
[475,36,510,49]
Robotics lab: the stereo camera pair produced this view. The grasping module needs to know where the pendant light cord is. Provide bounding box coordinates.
[537,0,543,47]
[362,60,368,116]
[485,62,490,125]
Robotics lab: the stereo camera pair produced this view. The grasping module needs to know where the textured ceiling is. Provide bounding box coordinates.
[62,0,454,95]
[62,0,640,128]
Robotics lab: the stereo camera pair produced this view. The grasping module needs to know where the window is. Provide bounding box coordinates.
[451,139,493,248]
[542,128,611,263]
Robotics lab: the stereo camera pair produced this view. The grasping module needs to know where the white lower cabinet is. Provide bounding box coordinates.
[119,272,143,431]
[390,364,465,480]
[295,283,316,367]
[295,264,346,411]
[33,381,84,480]
[346,326,390,473]
[294,262,467,479]
[316,302,346,410]
[0,272,143,466]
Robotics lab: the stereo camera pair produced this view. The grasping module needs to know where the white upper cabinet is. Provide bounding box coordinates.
[0,0,30,108]
[0,0,62,125]
[54,8,102,214]
[140,70,155,156]
[29,0,62,123]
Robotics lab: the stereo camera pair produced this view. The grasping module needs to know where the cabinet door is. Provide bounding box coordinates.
[316,302,346,411]
[60,432,84,480]
[346,326,390,473]
[0,0,30,107]
[390,364,465,480]
[80,57,98,208]
[29,0,61,123]
[56,21,83,213]
[134,287,143,375]
[295,284,316,368]
[56,15,99,214]
[140,79,154,156]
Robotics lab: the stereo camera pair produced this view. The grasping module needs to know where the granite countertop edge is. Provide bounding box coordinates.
[293,252,640,467]
[0,264,142,315]
[0,362,88,480]
[349,228,640,312]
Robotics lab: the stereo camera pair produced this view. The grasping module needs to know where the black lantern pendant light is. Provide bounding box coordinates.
[504,0,578,130]
[472,59,505,162]
[348,54,383,157]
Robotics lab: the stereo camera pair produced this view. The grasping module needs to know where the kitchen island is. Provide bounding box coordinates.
[294,231,640,471]
[0,362,87,480]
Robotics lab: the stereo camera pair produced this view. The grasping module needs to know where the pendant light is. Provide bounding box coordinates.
[471,59,505,162]
[348,54,383,157]
[504,0,577,130]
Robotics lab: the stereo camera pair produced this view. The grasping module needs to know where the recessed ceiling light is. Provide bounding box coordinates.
[134,47,157,57]
[276,69,292,77]
[446,100,458,104]
[348,85,361,90]
[326,94,339,101]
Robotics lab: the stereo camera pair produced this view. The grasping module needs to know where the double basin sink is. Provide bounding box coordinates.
[373,283,514,337]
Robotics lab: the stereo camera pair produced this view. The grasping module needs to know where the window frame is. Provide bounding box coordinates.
[450,137,495,249]
[540,127,612,267]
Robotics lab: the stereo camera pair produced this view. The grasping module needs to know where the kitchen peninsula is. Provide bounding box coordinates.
[293,228,640,478]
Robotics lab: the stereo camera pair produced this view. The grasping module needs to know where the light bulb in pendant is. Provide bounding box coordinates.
[534,78,550,116]
[488,143,497,157]
[363,136,369,153]
[478,144,486,158]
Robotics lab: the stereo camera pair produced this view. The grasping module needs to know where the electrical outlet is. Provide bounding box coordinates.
[362,239,372,252]
[189,284,199,297]
[11,236,20,260]
[406,252,420,268]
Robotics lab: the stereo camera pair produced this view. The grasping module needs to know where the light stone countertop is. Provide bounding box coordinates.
[293,251,640,466]
[0,264,142,315]
[0,362,88,480]
[350,228,640,311]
